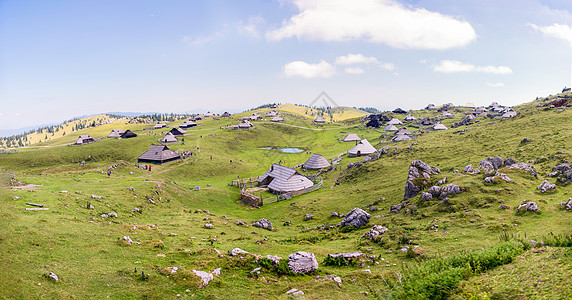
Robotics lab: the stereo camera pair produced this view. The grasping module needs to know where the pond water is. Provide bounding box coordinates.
[260,147,304,153]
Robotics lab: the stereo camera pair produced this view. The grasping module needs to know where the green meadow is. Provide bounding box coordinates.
[1,99,571,299]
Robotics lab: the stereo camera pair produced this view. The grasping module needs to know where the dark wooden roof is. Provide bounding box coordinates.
[137,145,180,163]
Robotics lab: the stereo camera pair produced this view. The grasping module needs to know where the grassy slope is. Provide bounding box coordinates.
[0,98,571,299]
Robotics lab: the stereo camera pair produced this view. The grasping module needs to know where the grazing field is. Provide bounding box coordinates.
[1,100,571,299]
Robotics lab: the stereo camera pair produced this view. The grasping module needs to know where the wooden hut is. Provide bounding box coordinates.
[74,135,95,145]
[343,133,361,142]
[160,133,178,143]
[303,154,331,170]
[348,139,376,157]
[258,164,314,194]
[107,129,124,138]
[314,116,326,123]
[169,127,186,136]
[137,145,180,164]
[120,130,137,139]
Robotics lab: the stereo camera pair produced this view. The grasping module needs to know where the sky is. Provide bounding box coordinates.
[1,0,572,132]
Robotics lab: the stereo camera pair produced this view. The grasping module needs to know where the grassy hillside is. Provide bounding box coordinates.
[278,104,369,122]
[0,97,571,299]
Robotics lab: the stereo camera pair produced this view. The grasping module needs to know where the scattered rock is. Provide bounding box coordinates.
[192,270,214,288]
[439,184,461,199]
[204,223,213,229]
[421,192,432,201]
[463,164,473,173]
[100,214,108,218]
[230,248,249,256]
[304,214,314,220]
[236,220,245,226]
[403,160,441,200]
[509,163,537,177]
[537,180,556,192]
[286,289,304,296]
[503,158,516,167]
[560,198,572,210]
[253,218,273,230]
[429,186,442,197]
[389,204,402,214]
[368,206,378,212]
[90,194,103,199]
[324,275,342,286]
[479,157,503,172]
[264,255,282,266]
[123,236,134,245]
[47,272,59,282]
[521,138,532,143]
[250,267,261,275]
[517,202,540,213]
[288,251,318,274]
[339,208,371,228]
[500,205,510,210]
[437,177,447,185]
[330,211,339,218]
[212,268,221,277]
[108,211,118,218]
[131,207,141,213]
[365,225,388,238]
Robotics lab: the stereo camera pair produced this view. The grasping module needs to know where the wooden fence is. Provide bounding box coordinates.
[230,177,259,189]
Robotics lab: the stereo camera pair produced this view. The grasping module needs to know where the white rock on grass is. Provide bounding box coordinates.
[288,251,318,274]
[517,202,540,213]
[47,272,59,282]
[230,248,249,256]
[339,208,370,228]
[192,270,214,289]
[286,289,304,296]
[537,180,556,192]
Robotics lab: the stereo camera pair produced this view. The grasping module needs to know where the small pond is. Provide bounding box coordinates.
[260,147,304,153]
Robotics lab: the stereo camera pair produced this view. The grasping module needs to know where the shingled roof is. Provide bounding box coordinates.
[303,154,331,170]
[432,122,448,130]
[348,139,377,156]
[107,129,124,138]
[120,130,137,139]
[74,135,94,145]
[170,127,186,136]
[137,145,180,164]
[314,116,326,123]
[160,133,178,143]
[388,118,403,125]
[258,164,314,193]
[343,133,361,142]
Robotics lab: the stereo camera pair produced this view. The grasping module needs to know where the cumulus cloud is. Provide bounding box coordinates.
[486,82,505,87]
[266,0,476,49]
[238,16,265,38]
[335,53,394,71]
[433,60,512,74]
[529,23,572,47]
[335,53,379,65]
[344,67,365,74]
[283,60,336,78]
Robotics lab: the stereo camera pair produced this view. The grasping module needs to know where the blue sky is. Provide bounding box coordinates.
[1,0,571,131]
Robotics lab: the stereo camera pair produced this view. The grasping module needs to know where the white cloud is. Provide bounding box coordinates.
[344,67,365,74]
[529,23,572,47]
[335,53,379,65]
[486,82,505,87]
[283,60,336,78]
[433,60,512,74]
[182,31,223,47]
[238,16,265,38]
[266,0,476,50]
[379,62,395,71]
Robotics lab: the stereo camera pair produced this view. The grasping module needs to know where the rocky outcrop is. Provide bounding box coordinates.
[479,157,503,172]
[364,225,388,239]
[509,163,537,177]
[403,160,441,201]
[230,248,249,256]
[560,198,572,210]
[537,180,556,192]
[339,208,371,228]
[421,192,432,201]
[517,202,540,213]
[463,164,473,173]
[253,218,273,230]
[288,251,318,274]
[551,163,571,182]
[439,184,462,199]
[389,204,402,214]
[485,172,512,183]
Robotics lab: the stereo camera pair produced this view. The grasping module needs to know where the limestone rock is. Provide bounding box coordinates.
[429,186,442,197]
[288,251,318,274]
[204,223,213,229]
[230,248,249,256]
[537,180,556,192]
[463,164,473,173]
[517,202,540,213]
[47,272,59,282]
[192,270,214,288]
[439,184,461,199]
[253,218,273,230]
[560,198,572,210]
[123,236,134,245]
[389,204,402,214]
[236,220,245,226]
[403,160,440,200]
[421,192,432,201]
[365,225,388,238]
[324,275,342,286]
[340,208,371,228]
[108,211,118,218]
[286,289,305,296]
[509,163,537,177]
[304,214,314,220]
[264,255,282,266]
[330,211,339,218]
